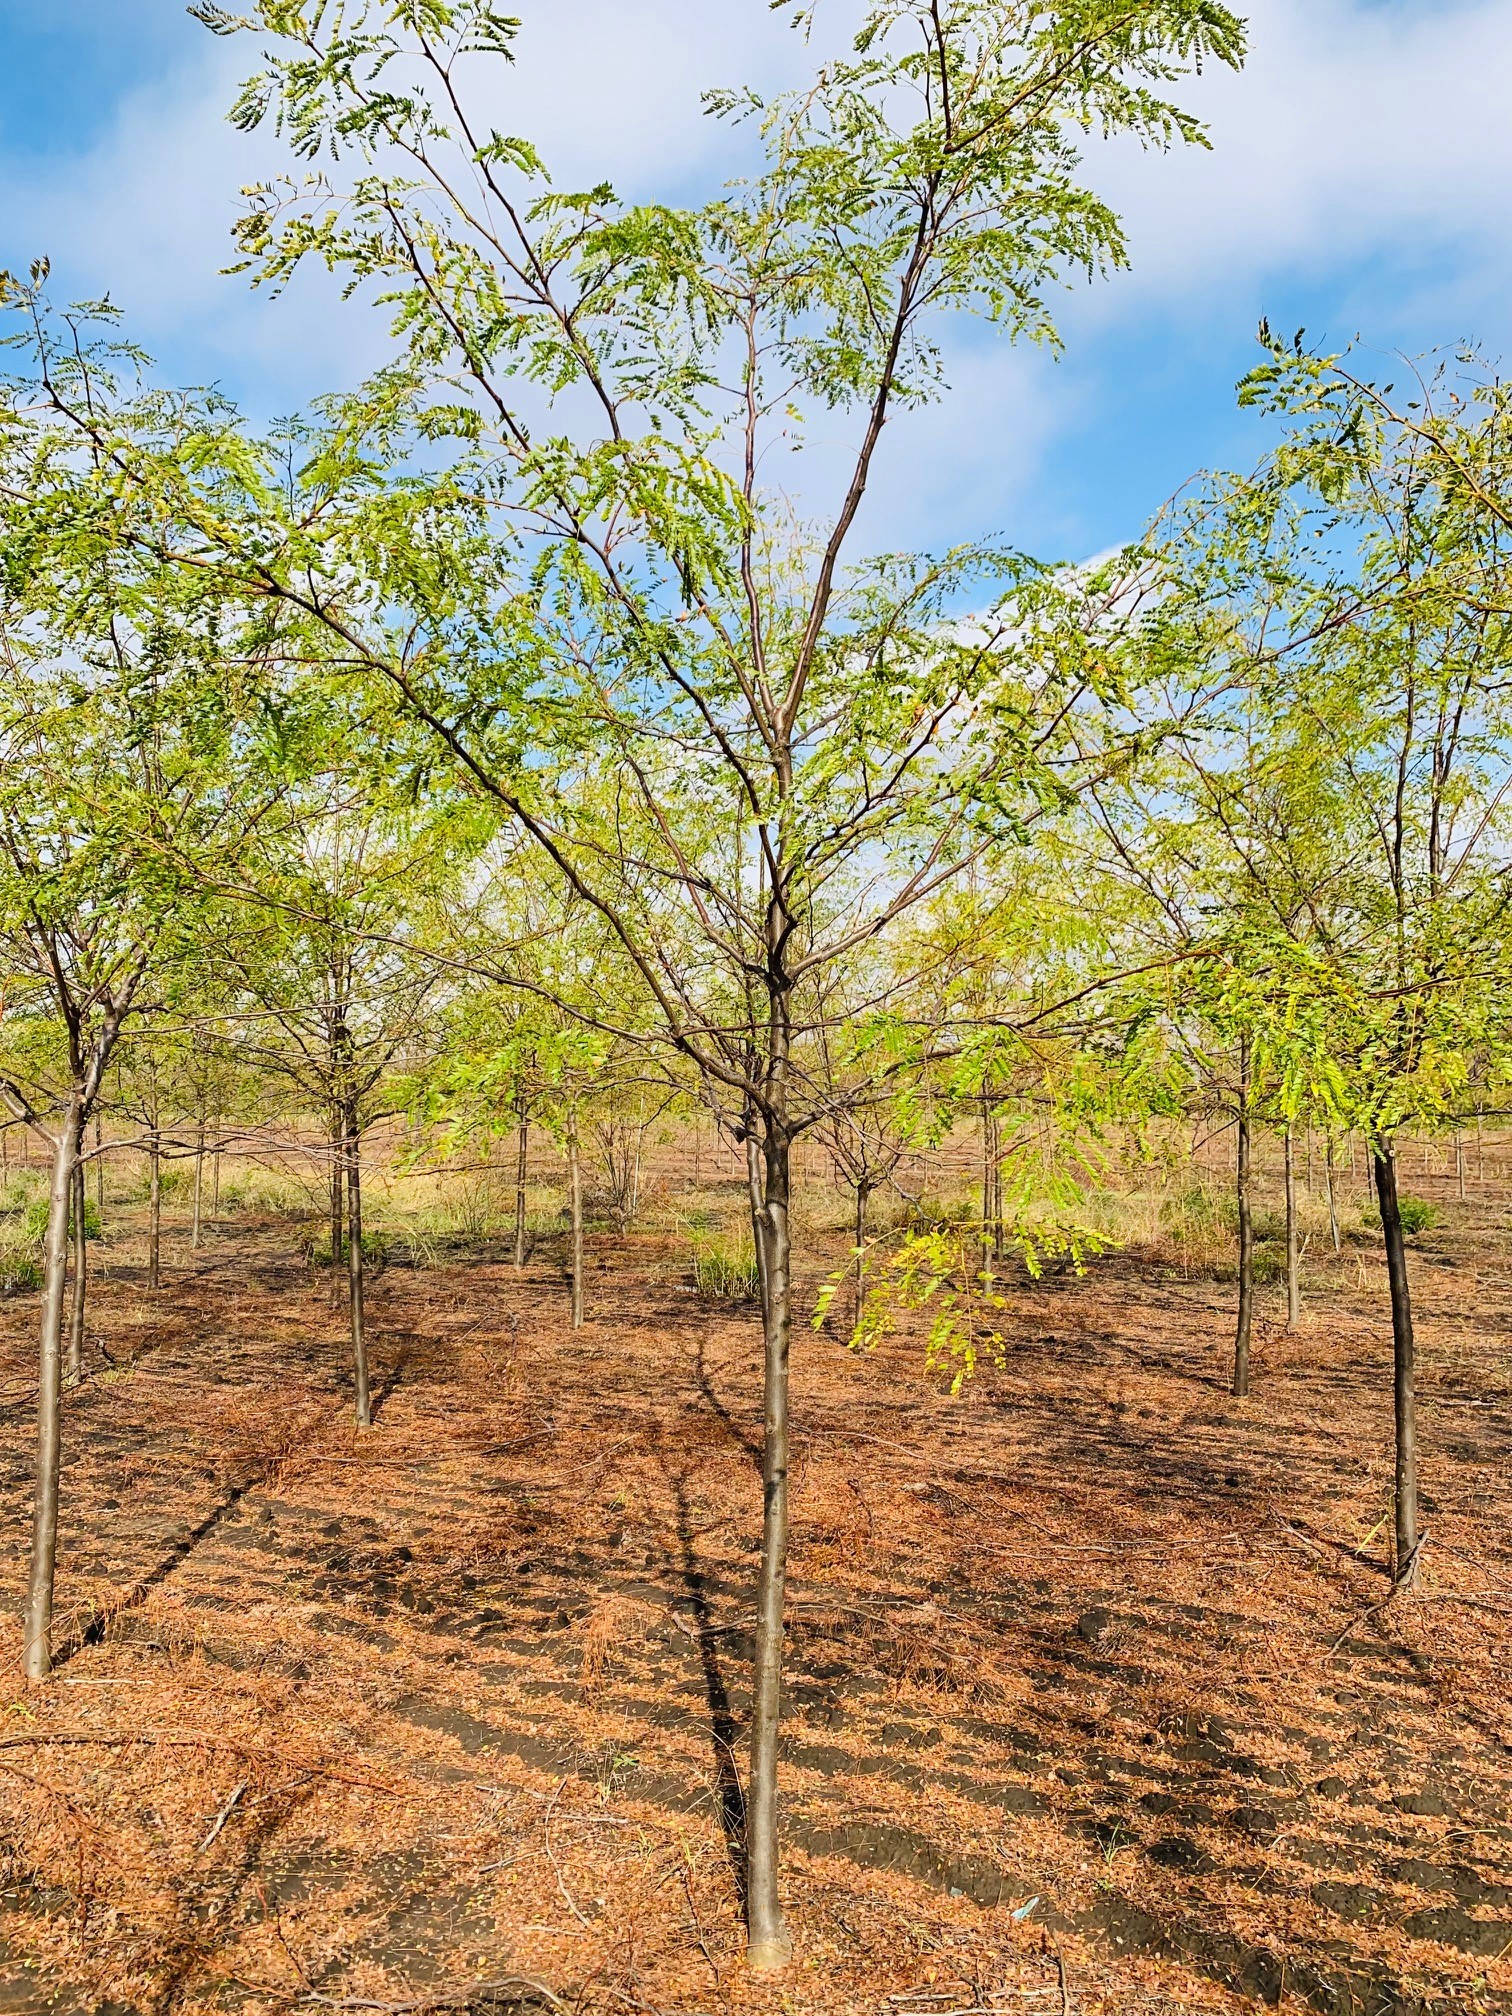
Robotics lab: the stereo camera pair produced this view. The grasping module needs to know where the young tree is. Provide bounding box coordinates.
[226,780,454,1426]
[15,0,1246,1949]
[1130,338,1512,1584]
[0,609,270,1679]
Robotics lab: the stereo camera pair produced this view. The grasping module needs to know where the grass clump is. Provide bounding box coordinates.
[691,1229,760,1303]
[1358,1194,1439,1237]
[22,1196,101,1243]
[0,1223,41,1292]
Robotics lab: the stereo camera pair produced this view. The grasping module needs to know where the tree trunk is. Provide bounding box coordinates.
[514,1080,529,1271]
[746,1122,793,1970]
[94,1114,104,1215]
[568,1115,584,1331]
[191,1119,205,1250]
[66,1155,87,1382]
[1284,1126,1300,1330]
[1233,1069,1254,1400]
[853,1178,870,1324]
[347,1113,370,1428]
[745,1121,772,1334]
[1373,1141,1421,1588]
[1325,1136,1342,1253]
[329,1116,345,1305]
[147,1131,162,1293]
[212,1144,222,1218]
[1455,1132,1466,1202]
[981,1093,995,1272]
[25,1104,82,1680]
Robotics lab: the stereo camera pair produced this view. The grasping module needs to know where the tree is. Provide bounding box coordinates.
[1123,337,1512,1583]
[0,590,271,1679]
[15,0,1246,1951]
[226,775,455,1426]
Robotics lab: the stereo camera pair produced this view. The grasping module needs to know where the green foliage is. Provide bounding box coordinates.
[815,1165,1115,1394]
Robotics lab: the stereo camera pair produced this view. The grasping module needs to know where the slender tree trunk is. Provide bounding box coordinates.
[329,1115,345,1306]
[514,1079,529,1271]
[745,1119,772,1334]
[853,1177,870,1323]
[1455,1132,1466,1202]
[1284,1126,1300,1330]
[66,1154,87,1382]
[147,1130,162,1293]
[94,1114,104,1216]
[347,1113,370,1428]
[25,1103,82,1680]
[1304,1125,1313,1192]
[568,1114,584,1331]
[981,1092,994,1273]
[191,1119,205,1250]
[1476,1107,1484,1181]
[1233,1062,1254,1400]
[747,1121,793,1970]
[1325,1136,1342,1253]
[1373,1141,1421,1588]
[212,1144,221,1218]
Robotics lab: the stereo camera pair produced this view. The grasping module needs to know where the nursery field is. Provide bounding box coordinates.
[0,1152,1508,2016]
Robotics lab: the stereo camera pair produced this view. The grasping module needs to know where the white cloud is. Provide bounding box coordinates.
[4,0,1510,516]
[0,5,825,405]
[1080,0,1512,310]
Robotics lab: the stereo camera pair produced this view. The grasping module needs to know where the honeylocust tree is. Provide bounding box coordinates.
[0,602,273,1680]
[224,777,457,1425]
[1126,340,1512,1582]
[16,0,1246,1949]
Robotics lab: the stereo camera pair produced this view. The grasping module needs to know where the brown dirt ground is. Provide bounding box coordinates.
[0,1175,1509,2016]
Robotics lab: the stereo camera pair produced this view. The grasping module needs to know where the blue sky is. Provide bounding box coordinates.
[2,0,1510,562]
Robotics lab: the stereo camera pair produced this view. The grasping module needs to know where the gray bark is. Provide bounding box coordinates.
[24,1105,82,1680]
[66,1155,86,1382]
[329,1115,345,1305]
[347,1112,370,1428]
[745,1119,772,1334]
[1374,1141,1421,1586]
[746,1123,793,1969]
[514,1078,529,1270]
[191,1119,205,1249]
[147,1131,162,1293]
[1284,1126,1300,1330]
[1325,1136,1342,1253]
[568,1118,584,1331]
[853,1177,870,1323]
[1233,1070,1254,1400]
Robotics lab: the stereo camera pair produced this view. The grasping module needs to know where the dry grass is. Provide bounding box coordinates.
[0,1151,1506,2014]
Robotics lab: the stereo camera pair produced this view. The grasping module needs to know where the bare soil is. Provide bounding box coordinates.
[0,1181,1509,2016]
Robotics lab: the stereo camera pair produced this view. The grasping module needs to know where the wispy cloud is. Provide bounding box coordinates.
[2,0,1508,543]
